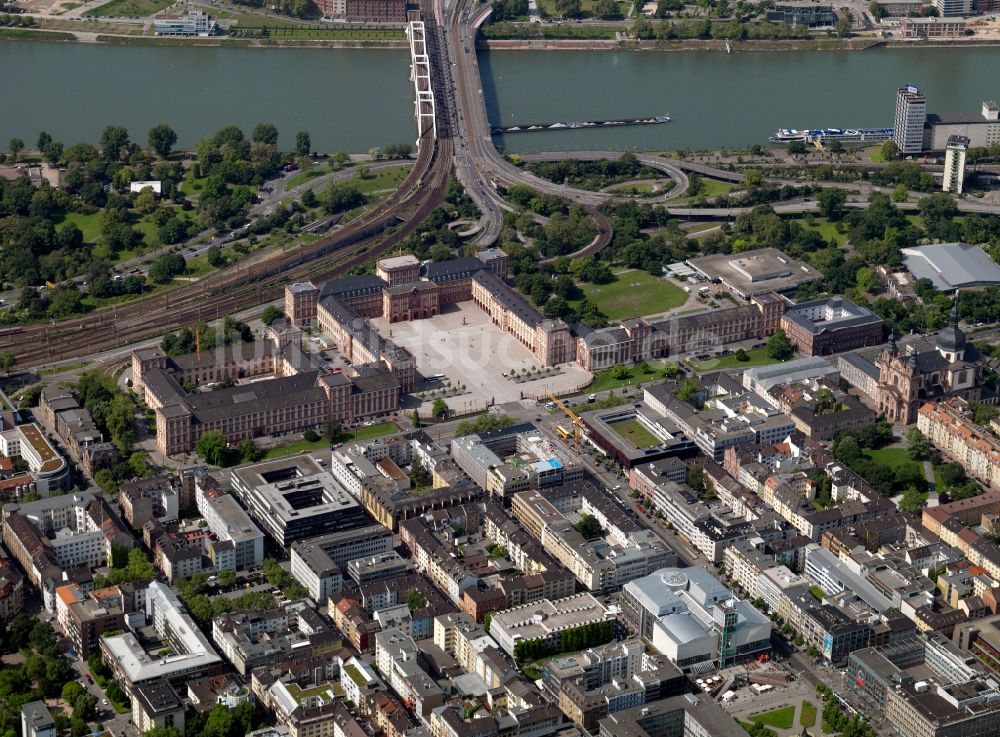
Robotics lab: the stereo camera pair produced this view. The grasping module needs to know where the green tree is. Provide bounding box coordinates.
[892,184,908,202]
[100,125,130,160]
[406,589,428,611]
[734,348,749,362]
[899,487,927,514]
[766,328,794,361]
[788,140,807,155]
[148,124,177,159]
[835,13,852,37]
[62,682,85,704]
[411,410,421,428]
[295,131,311,157]
[252,123,279,146]
[218,570,237,588]
[8,137,24,162]
[817,188,848,220]
[592,0,619,17]
[196,430,229,466]
[856,267,880,294]
[573,514,603,540]
[677,378,702,408]
[554,0,581,15]
[0,351,15,375]
[432,398,448,419]
[881,140,898,161]
[261,305,284,326]
[906,427,931,461]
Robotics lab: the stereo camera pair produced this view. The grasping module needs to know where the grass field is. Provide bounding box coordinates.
[85,0,172,16]
[750,706,796,730]
[286,166,332,189]
[611,419,660,450]
[0,28,77,41]
[673,179,739,204]
[263,422,399,460]
[800,701,817,728]
[57,211,103,242]
[687,347,782,373]
[575,270,687,321]
[587,362,672,393]
[795,217,847,245]
[863,447,918,472]
[354,165,412,194]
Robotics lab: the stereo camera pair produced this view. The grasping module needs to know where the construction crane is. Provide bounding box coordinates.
[546,390,584,453]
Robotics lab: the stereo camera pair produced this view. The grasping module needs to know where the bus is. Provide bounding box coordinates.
[556,425,572,440]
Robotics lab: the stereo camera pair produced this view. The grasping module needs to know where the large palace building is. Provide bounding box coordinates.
[575,292,785,372]
[285,249,575,369]
[132,322,400,456]
[875,307,985,424]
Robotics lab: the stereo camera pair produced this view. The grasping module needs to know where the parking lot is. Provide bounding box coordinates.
[371,302,592,410]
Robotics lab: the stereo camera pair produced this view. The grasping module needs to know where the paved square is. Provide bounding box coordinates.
[371,302,592,409]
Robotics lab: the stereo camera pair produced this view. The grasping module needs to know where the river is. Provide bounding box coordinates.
[483,46,1000,152]
[0,41,414,152]
[2,40,1000,153]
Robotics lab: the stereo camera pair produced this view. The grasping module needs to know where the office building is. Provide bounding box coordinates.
[100,581,224,693]
[488,593,612,657]
[597,693,746,737]
[290,525,394,601]
[0,421,69,494]
[153,9,217,35]
[21,702,55,737]
[849,634,1000,737]
[925,100,1000,150]
[894,85,927,155]
[943,135,970,194]
[779,296,883,356]
[230,456,367,547]
[931,0,972,16]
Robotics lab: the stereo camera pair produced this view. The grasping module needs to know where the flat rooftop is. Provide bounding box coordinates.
[901,243,1000,293]
[18,423,65,474]
[378,254,420,270]
[687,248,821,297]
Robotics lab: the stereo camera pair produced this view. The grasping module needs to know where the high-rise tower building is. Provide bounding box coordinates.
[894,84,926,155]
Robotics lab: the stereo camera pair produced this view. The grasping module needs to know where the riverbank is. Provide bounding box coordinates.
[481,36,967,52]
[0,24,408,46]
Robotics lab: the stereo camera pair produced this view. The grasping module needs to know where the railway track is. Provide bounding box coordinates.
[11,134,454,369]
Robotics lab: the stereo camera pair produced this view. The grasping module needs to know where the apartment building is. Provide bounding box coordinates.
[195,483,264,570]
[918,398,1000,490]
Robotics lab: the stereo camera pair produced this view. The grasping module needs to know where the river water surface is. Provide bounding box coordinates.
[3,41,1000,153]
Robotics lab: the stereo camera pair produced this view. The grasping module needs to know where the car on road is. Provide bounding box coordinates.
[84,673,93,683]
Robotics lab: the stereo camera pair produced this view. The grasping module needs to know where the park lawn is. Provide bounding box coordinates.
[800,701,817,729]
[57,211,103,243]
[699,179,739,197]
[863,447,918,472]
[182,168,210,197]
[587,362,670,393]
[795,217,847,245]
[574,270,687,321]
[750,706,796,730]
[687,347,782,373]
[85,0,172,16]
[348,421,400,442]
[535,0,625,17]
[286,166,331,189]
[354,165,413,194]
[612,419,660,450]
[263,436,330,460]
